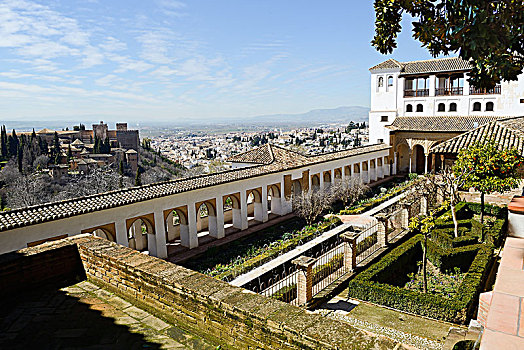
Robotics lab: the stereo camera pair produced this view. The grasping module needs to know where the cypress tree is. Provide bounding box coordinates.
[134,169,141,186]
[17,145,23,173]
[0,125,6,159]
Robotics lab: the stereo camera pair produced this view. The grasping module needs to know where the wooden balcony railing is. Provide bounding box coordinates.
[470,85,501,95]
[435,87,463,96]
[404,89,429,97]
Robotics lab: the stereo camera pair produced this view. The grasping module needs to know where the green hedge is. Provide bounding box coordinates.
[431,227,476,249]
[466,202,507,219]
[427,240,481,273]
[347,234,493,324]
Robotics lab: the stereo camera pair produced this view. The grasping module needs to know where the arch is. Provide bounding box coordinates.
[378,76,383,88]
[406,104,413,112]
[362,162,368,172]
[246,188,262,203]
[396,143,410,173]
[486,101,494,111]
[292,179,302,196]
[311,174,320,189]
[344,165,351,177]
[268,184,281,198]
[449,102,457,112]
[370,159,376,168]
[413,145,425,174]
[333,168,342,179]
[171,208,188,225]
[437,103,445,112]
[473,102,481,111]
[416,104,423,112]
[323,171,331,183]
[81,223,116,242]
[224,194,240,210]
[353,163,360,173]
[377,157,383,167]
[126,216,155,252]
[197,201,216,218]
[387,76,393,87]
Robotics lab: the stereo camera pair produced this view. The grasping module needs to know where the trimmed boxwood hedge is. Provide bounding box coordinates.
[347,234,494,324]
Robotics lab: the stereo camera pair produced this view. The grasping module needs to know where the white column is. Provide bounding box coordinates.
[261,186,269,222]
[361,161,369,184]
[239,190,249,230]
[232,206,242,229]
[185,204,199,248]
[393,152,397,175]
[115,220,129,247]
[133,221,144,250]
[424,154,429,174]
[271,192,282,216]
[166,211,176,241]
[208,213,218,238]
[147,233,157,257]
[280,178,293,215]
[215,197,225,238]
[319,173,325,189]
[179,221,189,246]
[409,150,413,173]
[154,211,167,258]
[308,174,313,193]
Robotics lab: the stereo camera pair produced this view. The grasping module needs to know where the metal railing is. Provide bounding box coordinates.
[470,85,501,95]
[355,221,381,264]
[311,243,346,296]
[404,89,429,97]
[260,268,298,304]
[435,87,463,96]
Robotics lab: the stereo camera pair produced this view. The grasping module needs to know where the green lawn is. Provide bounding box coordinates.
[332,293,458,342]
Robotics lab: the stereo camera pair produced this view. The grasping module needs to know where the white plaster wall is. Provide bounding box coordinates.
[0,147,390,255]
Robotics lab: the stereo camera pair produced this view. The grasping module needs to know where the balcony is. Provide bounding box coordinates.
[435,87,463,96]
[404,89,429,97]
[470,85,501,95]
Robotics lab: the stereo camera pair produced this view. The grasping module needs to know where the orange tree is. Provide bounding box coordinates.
[453,143,522,232]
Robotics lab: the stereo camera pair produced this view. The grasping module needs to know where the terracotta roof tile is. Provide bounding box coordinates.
[432,116,524,155]
[0,144,389,231]
[387,116,504,132]
[370,57,472,75]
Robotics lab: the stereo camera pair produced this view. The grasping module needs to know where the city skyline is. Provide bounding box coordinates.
[1,0,438,122]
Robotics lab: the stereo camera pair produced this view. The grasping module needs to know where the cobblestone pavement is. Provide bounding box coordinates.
[0,280,218,349]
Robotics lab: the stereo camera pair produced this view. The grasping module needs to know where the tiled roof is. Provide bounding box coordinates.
[369,59,403,71]
[432,116,524,155]
[370,57,472,75]
[387,116,504,132]
[0,144,389,232]
[227,144,274,164]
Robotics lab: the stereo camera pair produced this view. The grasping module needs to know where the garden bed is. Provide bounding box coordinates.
[180,216,341,281]
[346,202,506,324]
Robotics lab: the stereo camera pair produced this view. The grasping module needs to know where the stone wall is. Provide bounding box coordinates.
[1,235,397,349]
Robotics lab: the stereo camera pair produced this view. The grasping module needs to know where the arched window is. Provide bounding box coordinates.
[473,102,481,111]
[378,77,383,88]
[449,103,457,112]
[486,102,494,111]
[406,104,413,112]
[416,104,423,112]
[437,103,445,112]
[387,76,393,86]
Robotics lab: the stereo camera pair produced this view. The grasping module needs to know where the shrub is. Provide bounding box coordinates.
[347,234,493,324]
[466,202,507,219]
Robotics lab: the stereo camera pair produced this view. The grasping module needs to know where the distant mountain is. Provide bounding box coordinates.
[249,106,370,124]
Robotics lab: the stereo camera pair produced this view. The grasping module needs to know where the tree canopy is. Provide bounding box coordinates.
[372,0,524,88]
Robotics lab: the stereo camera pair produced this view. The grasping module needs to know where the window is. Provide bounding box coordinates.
[387,76,393,86]
[486,102,494,111]
[416,104,423,112]
[406,104,413,112]
[378,77,383,87]
[377,139,384,143]
[380,115,388,122]
[437,103,445,112]
[449,103,457,112]
[473,102,481,111]
[404,77,429,97]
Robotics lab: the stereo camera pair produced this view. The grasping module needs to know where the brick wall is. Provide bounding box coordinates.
[0,236,88,298]
[1,235,397,349]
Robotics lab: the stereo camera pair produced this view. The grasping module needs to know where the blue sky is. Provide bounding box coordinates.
[0,0,438,122]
